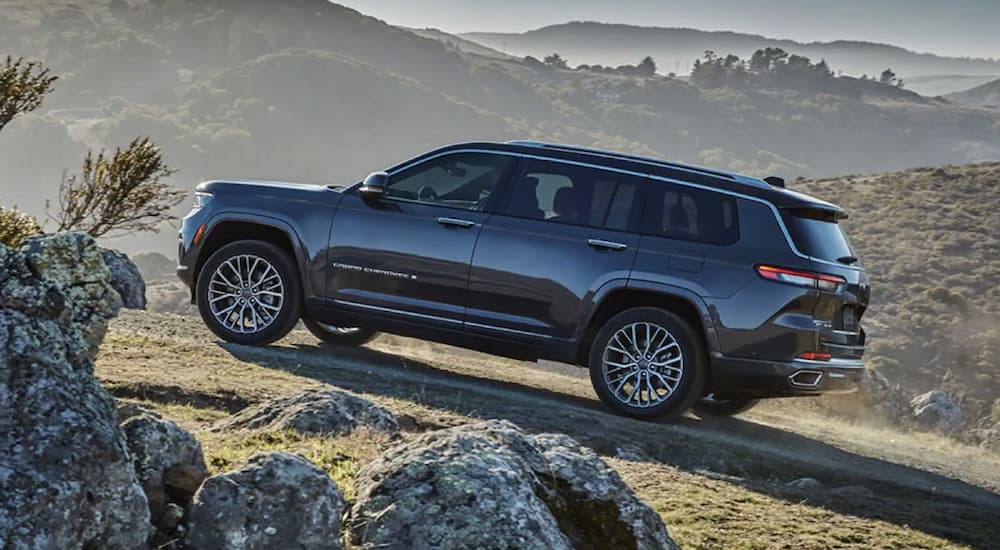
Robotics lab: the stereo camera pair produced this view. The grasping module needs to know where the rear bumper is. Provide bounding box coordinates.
[708,353,863,398]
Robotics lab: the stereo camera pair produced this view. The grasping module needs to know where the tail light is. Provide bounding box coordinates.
[756,265,845,292]
[797,351,832,361]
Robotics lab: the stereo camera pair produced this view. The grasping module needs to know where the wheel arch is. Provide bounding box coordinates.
[193,214,312,301]
[575,282,719,370]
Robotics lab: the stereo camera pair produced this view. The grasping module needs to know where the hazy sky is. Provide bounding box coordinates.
[336,0,1000,59]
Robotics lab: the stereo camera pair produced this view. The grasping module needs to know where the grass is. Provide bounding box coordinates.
[95,315,998,549]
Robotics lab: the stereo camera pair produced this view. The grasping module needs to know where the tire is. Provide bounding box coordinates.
[196,240,302,345]
[588,307,706,419]
[692,397,760,417]
[302,318,379,347]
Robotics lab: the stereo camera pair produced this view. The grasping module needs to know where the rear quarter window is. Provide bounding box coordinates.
[642,182,739,245]
[781,209,856,263]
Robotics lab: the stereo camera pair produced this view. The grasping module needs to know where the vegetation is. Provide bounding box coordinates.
[796,163,1000,427]
[0,205,41,246]
[54,137,182,237]
[0,55,56,133]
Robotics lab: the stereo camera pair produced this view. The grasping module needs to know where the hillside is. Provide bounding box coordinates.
[0,0,998,257]
[947,77,1000,109]
[795,162,1000,425]
[464,22,1000,89]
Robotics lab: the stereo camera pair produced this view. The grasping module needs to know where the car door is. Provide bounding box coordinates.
[465,158,642,345]
[326,151,514,324]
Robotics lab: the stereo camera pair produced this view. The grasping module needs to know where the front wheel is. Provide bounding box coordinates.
[302,318,378,347]
[196,240,302,345]
[692,396,760,417]
[588,307,705,419]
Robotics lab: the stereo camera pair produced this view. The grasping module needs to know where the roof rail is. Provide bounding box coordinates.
[505,140,767,186]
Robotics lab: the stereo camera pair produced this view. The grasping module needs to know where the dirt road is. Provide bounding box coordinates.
[101,311,1000,548]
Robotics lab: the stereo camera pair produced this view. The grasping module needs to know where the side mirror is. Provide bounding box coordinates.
[359,172,388,201]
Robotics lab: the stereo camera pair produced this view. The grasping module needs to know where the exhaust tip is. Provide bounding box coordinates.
[789,369,823,388]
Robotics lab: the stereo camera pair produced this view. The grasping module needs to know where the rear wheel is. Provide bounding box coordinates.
[302,318,378,347]
[196,240,302,345]
[588,307,705,419]
[692,396,760,417]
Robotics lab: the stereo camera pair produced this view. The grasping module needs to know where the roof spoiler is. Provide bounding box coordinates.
[764,176,786,188]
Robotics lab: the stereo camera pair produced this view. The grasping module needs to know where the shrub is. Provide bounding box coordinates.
[0,55,57,133]
[0,205,42,247]
[54,137,184,238]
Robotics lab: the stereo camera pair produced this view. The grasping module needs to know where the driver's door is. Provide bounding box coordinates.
[325,151,514,325]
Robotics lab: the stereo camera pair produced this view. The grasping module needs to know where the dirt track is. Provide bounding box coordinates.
[102,311,1000,548]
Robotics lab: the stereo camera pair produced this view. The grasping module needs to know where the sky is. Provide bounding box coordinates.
[335,0,1000,60]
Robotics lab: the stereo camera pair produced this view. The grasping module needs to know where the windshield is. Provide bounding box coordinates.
[782,209,857,264]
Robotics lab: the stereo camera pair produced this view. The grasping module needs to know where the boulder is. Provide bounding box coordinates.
[100,248,147,310]
[215,388,400,437]
[0,232,149,549]
[910,390,962,433]
[348,420,677,550]
[786,477,822,492]
[859,368,906,420]
[184,452,346,550]
[120,412,209,529]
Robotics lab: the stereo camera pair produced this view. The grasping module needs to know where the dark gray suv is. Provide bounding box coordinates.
[178,141,869,419]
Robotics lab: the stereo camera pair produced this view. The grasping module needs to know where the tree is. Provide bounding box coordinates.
[637,56,657,77]
[879,68,898,86]
[543,53,569,70]
[0,55,58,134]
[54,138,184,238]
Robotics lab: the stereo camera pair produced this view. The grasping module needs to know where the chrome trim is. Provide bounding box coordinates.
[587,238,628,251]
[821,342,864,350]
[829,329,861,336]
[465,321,552,339]
[380,147,854,269]
[437,217,477,228]
[333,299,462,325]
[789,369,824,388]
[792,357,865,368]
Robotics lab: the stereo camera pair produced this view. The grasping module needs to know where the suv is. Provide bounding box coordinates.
[178,141,869,419]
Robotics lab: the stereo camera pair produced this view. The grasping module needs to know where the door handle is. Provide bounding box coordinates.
[437,217,476,228]
[587,238,628,251]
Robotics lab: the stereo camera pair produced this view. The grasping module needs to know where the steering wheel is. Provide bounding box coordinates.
[417,186,439,202]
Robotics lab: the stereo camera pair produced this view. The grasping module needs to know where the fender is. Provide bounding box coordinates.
[198,209,318,299]
[575,277,721,355]
[627,278,721,353]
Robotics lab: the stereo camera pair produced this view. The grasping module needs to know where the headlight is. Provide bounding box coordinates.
[193,191,213,209]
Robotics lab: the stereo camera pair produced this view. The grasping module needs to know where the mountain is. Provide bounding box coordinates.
[947,77,1000,109]
[406,27,515,60]
[795,162,1000,418]
[906,74,1000,98]
[0,0,998,256]
[463,22,1000,88]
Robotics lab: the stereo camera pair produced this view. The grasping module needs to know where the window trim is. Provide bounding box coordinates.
[348,147,855,269]
[640,180,741,246]
[498,157,644,232]
[372,151,518,213]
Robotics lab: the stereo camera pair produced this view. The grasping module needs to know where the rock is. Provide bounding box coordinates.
[132,250,176,281]
[786,477,822,491]
[0,232,149,549]
[115,399,162,423]
[614,444,649,462]
[160,503,185,532]
[215,388,400,437]
[121,412,209,526]
[910,390,962,433]
[973,426,1000,451]
[184,452,345,550]
[100,247,147,309]
[859,368,906,420]
[349,420,677,550]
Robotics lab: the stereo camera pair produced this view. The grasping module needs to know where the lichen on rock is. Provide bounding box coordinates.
[215,388,400,437]
[0,232,149,550]
[348,420,677,550]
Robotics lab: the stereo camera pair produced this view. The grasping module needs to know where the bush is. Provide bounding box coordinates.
[0,206,42,247]
[0,55,57,133]
[54,137,183,238]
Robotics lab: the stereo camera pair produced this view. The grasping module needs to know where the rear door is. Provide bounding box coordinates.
[326,152,513,324]
[465,158,642,345]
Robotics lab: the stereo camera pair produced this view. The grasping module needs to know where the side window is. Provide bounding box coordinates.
[643,181,739,245]
[384,153,511,211]
[505,159,641,231]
